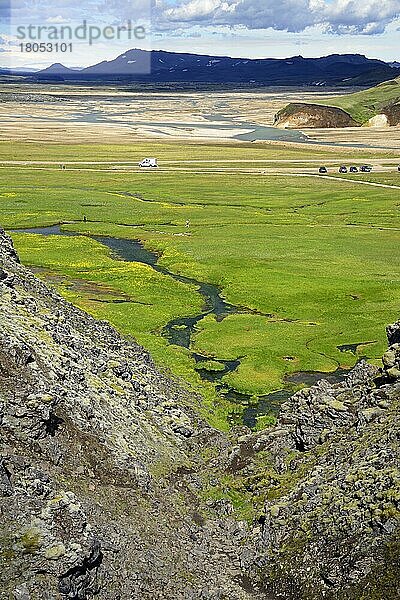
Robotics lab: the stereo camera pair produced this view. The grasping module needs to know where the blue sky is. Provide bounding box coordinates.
[1,0,399,69]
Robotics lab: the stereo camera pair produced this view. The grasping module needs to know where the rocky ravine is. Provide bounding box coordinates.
[1,227,400,599]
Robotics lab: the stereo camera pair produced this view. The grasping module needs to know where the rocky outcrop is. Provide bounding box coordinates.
[274,103,359,129]
[367,104,400,127]
[1,227,400,599]
[229,328,400,599]
[382,102,400,126]
[260,358,400,599]
[367,113,390,127]
[0,228,256,600]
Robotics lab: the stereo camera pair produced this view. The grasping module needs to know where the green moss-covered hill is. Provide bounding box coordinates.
[275,78,400,127]
[319,78,400,124]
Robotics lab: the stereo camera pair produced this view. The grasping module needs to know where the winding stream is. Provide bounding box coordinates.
[12,225,353,428]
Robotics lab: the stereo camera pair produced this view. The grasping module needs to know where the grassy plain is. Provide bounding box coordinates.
[2,140,400,429]
[2,139,394,162]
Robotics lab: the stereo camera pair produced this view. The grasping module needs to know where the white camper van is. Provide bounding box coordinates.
[139,158,158,168]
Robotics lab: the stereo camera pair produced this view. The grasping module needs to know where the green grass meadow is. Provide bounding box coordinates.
[2,141,399,429]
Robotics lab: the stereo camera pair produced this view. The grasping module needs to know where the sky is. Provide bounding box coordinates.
[0,0,399,69]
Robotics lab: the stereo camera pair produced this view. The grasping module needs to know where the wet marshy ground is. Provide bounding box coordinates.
[12,224,355,428]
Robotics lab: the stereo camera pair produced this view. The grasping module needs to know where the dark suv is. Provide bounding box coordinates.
[349,166,358,173]
[339,166,348,173]
[360,165,372,172]
[319,166,328,174]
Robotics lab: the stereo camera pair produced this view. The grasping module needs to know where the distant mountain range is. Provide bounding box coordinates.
[37,63,82,74]
[3,49,400,86]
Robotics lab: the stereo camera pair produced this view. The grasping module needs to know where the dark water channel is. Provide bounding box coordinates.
[12,224,353,428]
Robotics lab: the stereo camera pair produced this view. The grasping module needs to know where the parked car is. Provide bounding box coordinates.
[339,166,348,173]
[398,165,400,172]
[360,165,372,172]
[349,166,358,173]
[319,166,328,174]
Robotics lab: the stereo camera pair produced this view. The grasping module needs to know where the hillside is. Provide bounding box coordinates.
[39,63,77,75]
[0,227,258,599]
[341,66,399,87]
[317,78,400,123]
[274,102,359,129]
[2,226,400,598]
[275,78,400,128]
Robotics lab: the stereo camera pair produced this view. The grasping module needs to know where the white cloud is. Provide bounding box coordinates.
[164,0,226,22]
[46,15,70,24]
[155,0,400,35]
[2,0,398,35]
[323,0,400,33]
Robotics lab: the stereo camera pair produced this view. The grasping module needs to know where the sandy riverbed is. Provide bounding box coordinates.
[1,83,399,148]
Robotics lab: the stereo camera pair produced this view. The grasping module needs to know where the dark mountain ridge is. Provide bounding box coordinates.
[27,49,399,86]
